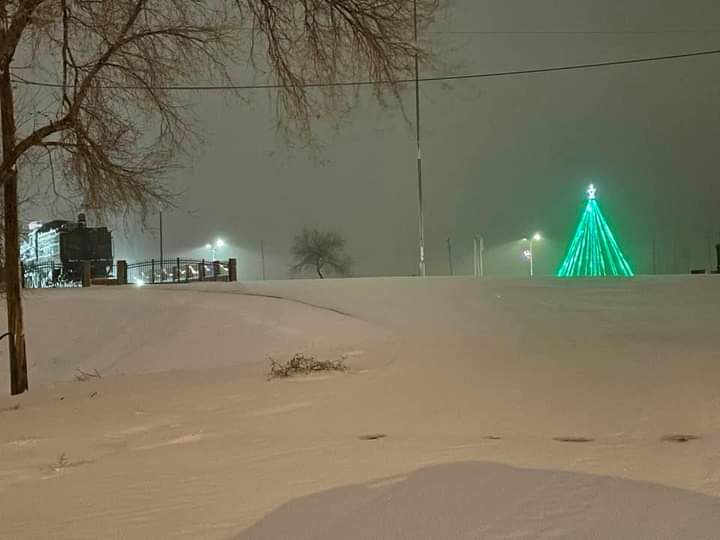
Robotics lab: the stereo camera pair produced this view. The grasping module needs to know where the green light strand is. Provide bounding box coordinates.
[557,192,634,278]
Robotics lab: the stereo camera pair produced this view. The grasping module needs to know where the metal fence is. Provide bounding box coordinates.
[21,257,234,288]
[22,261,115,288]
[126,258,230,285]
[23,262,79,288]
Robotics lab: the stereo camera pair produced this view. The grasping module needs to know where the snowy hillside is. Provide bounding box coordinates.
[1,276,719,539]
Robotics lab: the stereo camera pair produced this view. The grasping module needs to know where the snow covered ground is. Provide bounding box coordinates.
[1,276,719,538]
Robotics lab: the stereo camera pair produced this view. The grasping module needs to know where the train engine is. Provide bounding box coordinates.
[20,214,114,287]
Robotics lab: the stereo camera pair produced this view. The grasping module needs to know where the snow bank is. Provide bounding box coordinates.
[1,276,718,539]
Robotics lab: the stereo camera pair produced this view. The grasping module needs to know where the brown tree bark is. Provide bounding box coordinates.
[1,67,28,395]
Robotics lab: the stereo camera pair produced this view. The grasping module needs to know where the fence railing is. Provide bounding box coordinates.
[126,258,233,285]
[22,260,115,288]
[22,257,236,288]
[22,262,82,288]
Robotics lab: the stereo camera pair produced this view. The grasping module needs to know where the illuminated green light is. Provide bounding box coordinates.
[557,185,633,278]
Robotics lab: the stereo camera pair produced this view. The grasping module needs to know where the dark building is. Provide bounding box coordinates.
[20,214,114,287]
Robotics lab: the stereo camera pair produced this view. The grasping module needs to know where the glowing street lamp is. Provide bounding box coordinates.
[206,238,225,260]
[522,232,542,277]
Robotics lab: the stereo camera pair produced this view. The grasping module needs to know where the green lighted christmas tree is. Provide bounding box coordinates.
[557,184,633,277]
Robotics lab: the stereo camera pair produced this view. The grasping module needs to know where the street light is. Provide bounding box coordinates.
[206,238,225,260]
[522,232,542,277]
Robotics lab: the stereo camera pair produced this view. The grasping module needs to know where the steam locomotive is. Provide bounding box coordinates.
[20,214,114,287]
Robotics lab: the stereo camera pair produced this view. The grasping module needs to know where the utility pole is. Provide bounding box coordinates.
[446,238,454,276]
[1,65,28,394]
[479,235,484,277]
[706,232,713,273]
[260,240,266,280]
[413,0,426,277]
[159,210,164,269]
[652,236,657,275]
[473,235,485,277]
[473,237,478,277]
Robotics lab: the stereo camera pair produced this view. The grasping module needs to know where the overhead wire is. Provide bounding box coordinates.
[431,29,720,35]
[9,47,720,92]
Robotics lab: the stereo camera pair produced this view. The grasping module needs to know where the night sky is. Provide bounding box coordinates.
[53,0,720,278]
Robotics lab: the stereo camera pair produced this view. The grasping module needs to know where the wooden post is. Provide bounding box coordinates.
[1,66,28,394]
[228,258,237,282]
[199,259,206,281]
[447,238,454,276]
[213,260,220,281]
[151,259,155,284]
[81,261,92,287]
[185,264,190,283]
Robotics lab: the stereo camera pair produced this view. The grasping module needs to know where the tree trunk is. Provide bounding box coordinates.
[1,68,28,395]
[315,259,324,279]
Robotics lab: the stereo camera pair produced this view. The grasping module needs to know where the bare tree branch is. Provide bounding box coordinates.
[291,227,352,279]
[0,0,46,67]
[238,0,437,140]
[0,0,439,393]
[1,0,437,219]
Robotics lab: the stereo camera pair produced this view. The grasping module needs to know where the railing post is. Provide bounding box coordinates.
[176,257,180,282]
[117,260,128,285]
[81,261,91,287]
[151,259,155,284]
[199,259,206,281]
[185,264,190,283]
[213,260,220,281]
[228,258,237,282]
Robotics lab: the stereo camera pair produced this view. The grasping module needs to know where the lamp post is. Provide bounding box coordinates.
[522,232,542,277]
[205,238,225,260]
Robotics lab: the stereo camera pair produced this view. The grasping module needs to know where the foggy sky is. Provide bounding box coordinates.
[84,1,720,278]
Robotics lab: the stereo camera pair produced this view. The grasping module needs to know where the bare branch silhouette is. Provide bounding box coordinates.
[291,227,351,279]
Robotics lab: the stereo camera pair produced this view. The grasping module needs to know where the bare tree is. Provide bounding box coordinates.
[0,0,438,394]
[291,227,351,279]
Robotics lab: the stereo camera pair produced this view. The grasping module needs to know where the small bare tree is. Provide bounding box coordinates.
[0,0,438,394]
[291,227,351,279]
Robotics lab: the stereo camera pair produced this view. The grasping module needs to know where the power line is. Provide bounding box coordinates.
[10,46,720,92]
[431,29,720,35]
